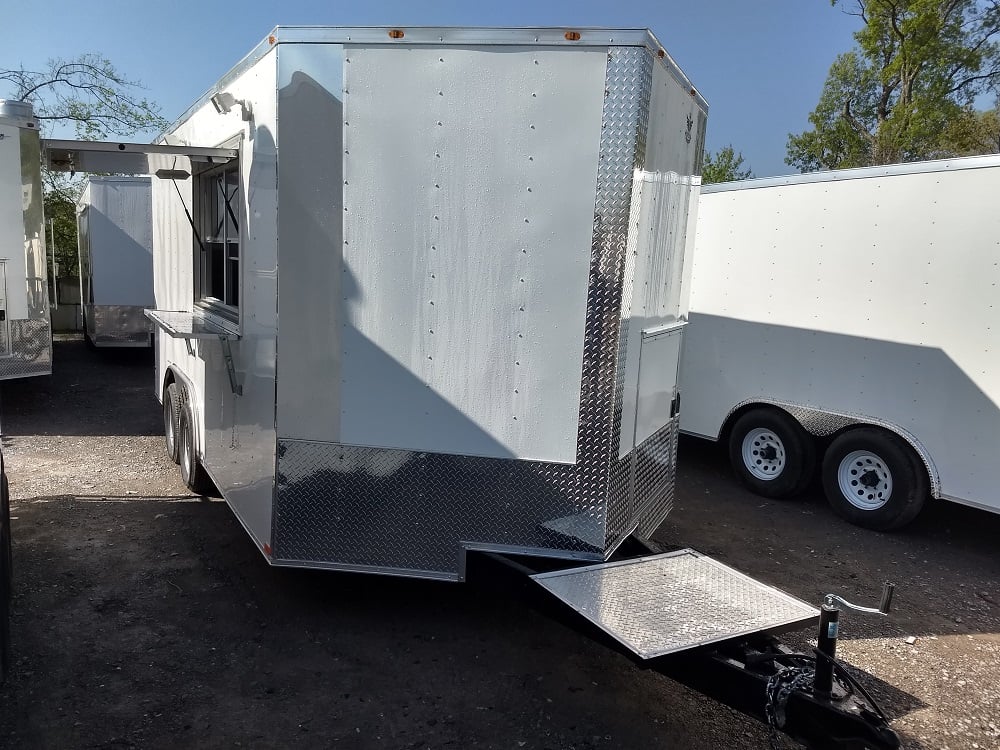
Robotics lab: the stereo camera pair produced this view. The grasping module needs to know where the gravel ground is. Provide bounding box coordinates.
[1,336,999,749]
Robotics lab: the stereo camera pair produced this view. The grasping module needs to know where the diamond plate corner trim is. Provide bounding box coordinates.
[531,550,819,659]
[0,319,52,380]
[582,46,655,550]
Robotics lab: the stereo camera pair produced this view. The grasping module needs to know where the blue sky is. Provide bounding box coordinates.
[6,0,862,177]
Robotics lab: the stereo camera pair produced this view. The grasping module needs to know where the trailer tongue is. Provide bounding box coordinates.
[485,544,899,750]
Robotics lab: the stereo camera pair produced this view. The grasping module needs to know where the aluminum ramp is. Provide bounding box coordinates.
[531,549,818,659]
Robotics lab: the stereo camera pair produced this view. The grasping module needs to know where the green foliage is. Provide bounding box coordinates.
[935,104,1000,154]
[787,0,1000,170]
[43,188,80,279]
[702,145,754,183]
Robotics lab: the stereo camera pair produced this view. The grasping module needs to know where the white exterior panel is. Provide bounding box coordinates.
[82,177,153,306]
[680,157,1000,512]
[274,43,345,442]
[339,46,606,462]
[152,50,279,548]
[0,123,27,320]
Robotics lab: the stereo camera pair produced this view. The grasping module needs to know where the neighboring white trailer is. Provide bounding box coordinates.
[0,100,50,380]
[77,176,154,347]
[680,155,1000,530]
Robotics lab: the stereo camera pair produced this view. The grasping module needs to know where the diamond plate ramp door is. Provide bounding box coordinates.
[531,549,819,659]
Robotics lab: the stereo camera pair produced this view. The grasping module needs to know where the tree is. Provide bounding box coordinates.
[2,54,167,277]
[1,54,166,140]
[936,103,1000,153]
[702,145,754,183]
[787,0,1000,171]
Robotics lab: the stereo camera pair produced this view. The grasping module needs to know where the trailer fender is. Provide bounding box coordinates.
[722,399,941,499]
[161,366,203,459]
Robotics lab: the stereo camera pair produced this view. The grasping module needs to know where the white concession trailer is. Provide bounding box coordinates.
[0,100,50,380]
[680,155,1000,530]
[143,26,713,580]
[76,176,155,347]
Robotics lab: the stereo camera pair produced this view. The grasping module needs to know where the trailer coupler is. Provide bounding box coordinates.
[657,636,899,750]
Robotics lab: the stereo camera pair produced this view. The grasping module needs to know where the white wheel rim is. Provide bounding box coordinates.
[741,428,786,481]
[838,450,892,510]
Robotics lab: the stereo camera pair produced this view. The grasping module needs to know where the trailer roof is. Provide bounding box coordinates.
[161,26,707,140]
[703,152,1000,193]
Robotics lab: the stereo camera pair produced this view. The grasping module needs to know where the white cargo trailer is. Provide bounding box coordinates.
[41,28,907,748]
[0,100,50,380]
[77,176,155,347]
[680,155,1000,530]
[131,25,716,580]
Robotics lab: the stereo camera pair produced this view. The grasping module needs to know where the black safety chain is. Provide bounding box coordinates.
[764,664,815,750]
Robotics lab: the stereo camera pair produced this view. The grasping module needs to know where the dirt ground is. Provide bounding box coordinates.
[1,337,998,750]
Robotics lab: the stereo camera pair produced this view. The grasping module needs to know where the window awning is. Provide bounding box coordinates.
[43,139,236,178]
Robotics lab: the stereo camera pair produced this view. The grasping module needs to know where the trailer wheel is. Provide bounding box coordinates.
[822,427,928,531]
[178,404,215,496]
[163,383,182,464]
[728,408,815,499]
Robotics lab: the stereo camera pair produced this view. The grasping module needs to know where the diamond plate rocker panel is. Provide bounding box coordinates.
[0,319,52,380]
[274,440,603,577]
[531,550,819,659]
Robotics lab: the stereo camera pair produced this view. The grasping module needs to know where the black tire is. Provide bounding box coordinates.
[163,382,182,464]
[728,408,816,499]
[822,427,928,531]
[1,471,12,682]
[178,404,216,496]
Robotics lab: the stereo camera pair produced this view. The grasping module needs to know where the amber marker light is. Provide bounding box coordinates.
[388,29,405,39]
[268,35,276,45]
[564,31,581,41]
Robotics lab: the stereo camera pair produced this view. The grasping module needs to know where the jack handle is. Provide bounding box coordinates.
[823,582,894,616]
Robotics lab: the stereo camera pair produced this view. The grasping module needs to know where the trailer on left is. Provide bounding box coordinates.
[0,100,51,381]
